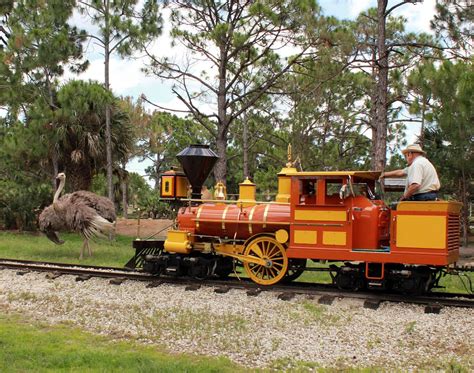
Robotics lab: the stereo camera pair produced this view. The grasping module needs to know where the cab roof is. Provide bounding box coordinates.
[286,170,381,181]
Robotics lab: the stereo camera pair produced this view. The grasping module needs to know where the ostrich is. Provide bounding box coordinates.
[39,172,116,259]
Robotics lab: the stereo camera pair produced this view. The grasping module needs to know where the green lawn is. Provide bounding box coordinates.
[0,231,133,267]
[0,313,242,373]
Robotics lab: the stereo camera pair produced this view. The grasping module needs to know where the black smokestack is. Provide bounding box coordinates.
[176,144,219,200]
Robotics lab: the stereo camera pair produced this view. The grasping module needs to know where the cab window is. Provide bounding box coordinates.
[299,179,317,205]
[326,179,345,204]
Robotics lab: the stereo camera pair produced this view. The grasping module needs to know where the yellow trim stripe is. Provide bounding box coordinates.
[192,218,289,225]
[248,205,258,235]
[295,209,347,222]
[397,201,462,213]
[323,231,346,246]
[195,205,204,230]
[263,204,271,228]
[294,230,317,244]
[221,205,231,230]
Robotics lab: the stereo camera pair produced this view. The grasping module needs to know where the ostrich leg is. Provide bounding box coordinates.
[86,239,92,257]
[80,239,87,260]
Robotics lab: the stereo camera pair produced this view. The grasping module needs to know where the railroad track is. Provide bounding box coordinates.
[1,258,472,311]
[0,258,154,281]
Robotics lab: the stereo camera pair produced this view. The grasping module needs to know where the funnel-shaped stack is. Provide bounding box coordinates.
[177,145,219,199]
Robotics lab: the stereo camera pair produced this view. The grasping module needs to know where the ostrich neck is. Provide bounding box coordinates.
[53,178,65,204]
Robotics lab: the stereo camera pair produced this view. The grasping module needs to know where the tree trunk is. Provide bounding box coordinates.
[121,179,128,219]
[373,0,389,171]
[460,170,469,247]
[369,50,377,169]
[51,151,59,189]
[46,74,59,187]
[214,127,227,184]
[67,163,92,191]
[121,162,128,219]
[214,44,228,184]
[153,154,160,191]
[419,97,426,146]
[243,112,249,179]
[104,0,114,202]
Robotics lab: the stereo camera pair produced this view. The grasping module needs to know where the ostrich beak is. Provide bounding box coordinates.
[45,230,65,245]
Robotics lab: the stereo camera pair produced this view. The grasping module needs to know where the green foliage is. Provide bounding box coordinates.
[131,105,211,186]
[139,194,177,219]
[91,172,107,196]
[0,115,55,230]
[408,60,473,243]
[0,178,51,230]
[283,64,373,171]
[116,172,175,219]
[431,1,473,57]
[78,0,163,58]
[0,313,241,372]
[408,61,473,195]
[0,0,86,120]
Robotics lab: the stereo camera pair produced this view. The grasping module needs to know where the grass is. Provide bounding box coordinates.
[298,261,334,284]
[434,271,474,295]
[0,231,133,267]
[0,313,242,373]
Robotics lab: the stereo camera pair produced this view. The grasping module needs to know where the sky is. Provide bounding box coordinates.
[67,0,438,182]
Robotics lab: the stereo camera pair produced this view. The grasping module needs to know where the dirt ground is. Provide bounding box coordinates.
[115,218,173,239]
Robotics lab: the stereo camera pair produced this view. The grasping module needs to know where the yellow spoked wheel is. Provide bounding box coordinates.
[243,236,288,286]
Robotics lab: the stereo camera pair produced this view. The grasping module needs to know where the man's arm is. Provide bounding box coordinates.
[401,183,421,200]
[380,169,405,178]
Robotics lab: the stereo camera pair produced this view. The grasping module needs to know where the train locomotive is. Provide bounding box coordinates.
[129,144,462,294]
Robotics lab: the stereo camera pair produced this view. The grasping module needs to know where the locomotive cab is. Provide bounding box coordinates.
[286,171,390,261]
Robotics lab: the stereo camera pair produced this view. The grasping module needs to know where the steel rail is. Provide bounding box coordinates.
[0,258,154,281]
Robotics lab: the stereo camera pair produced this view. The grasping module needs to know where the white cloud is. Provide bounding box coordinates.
[74,57,149,94]
[338,0,436,34]
[392,0,436,33]
[347,0,373,18]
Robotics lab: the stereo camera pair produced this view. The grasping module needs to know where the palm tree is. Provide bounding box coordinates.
[42,80,134,191]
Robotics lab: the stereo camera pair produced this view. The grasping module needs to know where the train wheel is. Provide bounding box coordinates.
[282,259,307,283]
[243,236,288,286]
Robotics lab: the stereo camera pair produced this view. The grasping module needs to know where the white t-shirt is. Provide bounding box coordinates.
[403,156,440,194]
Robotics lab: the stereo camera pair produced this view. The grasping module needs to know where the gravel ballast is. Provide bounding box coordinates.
[1,269,473,370]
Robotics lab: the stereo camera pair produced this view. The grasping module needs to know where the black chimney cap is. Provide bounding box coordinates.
[177,144,219,199]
